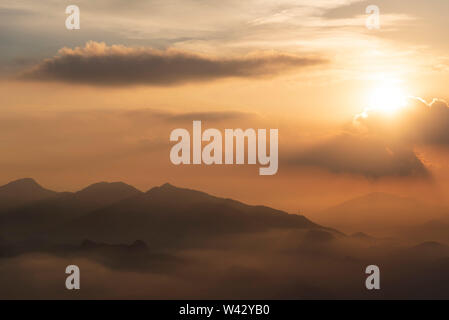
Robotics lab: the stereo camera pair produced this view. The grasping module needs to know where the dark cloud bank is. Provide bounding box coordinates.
[19,41,326,86]
[289,133,429,178]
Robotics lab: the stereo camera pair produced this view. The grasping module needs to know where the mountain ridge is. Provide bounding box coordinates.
[0,178,333,249]
[313,191,449,236]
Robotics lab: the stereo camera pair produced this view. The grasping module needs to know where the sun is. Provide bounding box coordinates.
[367,82,408,115]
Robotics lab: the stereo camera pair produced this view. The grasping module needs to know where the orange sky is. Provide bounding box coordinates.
[1,0,449,214]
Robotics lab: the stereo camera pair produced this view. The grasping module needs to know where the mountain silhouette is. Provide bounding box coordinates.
[3,179,449,299]
[72,182,143,205]
[0,178,328,249]
[0,180,142,241]
[51,183,323,249]
[313,192,449,235]
[0,178,58,212]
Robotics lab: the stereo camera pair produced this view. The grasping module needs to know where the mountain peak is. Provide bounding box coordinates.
[0,178,58,207]
[78,181,141,194]
[147,183,180,193]
[146,183,215,203]
[2,178,40,188]
[0,178,56,195]
[160,182,175,189]
[74,181,142,204]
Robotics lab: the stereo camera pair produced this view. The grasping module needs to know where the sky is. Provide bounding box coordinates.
[1,0,449,213]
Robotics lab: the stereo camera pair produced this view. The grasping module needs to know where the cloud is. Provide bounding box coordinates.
[288,97,449,178]
[124,109,255,123]
[355,97,449,145]
[288,133,429,178]
[19,41,326,86]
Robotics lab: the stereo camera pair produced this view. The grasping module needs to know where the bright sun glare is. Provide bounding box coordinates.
[367,82,407,115]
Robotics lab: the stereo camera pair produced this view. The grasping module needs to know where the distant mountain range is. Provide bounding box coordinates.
[0,178,329,250]
[2,179,449,299]
[312,191,449,238]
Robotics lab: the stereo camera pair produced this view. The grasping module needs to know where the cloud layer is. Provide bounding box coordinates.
[289,97,449,178]
[19,41,326,86]
[289,133,429,178]
[355,98,449,145]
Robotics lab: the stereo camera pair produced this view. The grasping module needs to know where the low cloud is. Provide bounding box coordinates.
[19,41,326,86]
